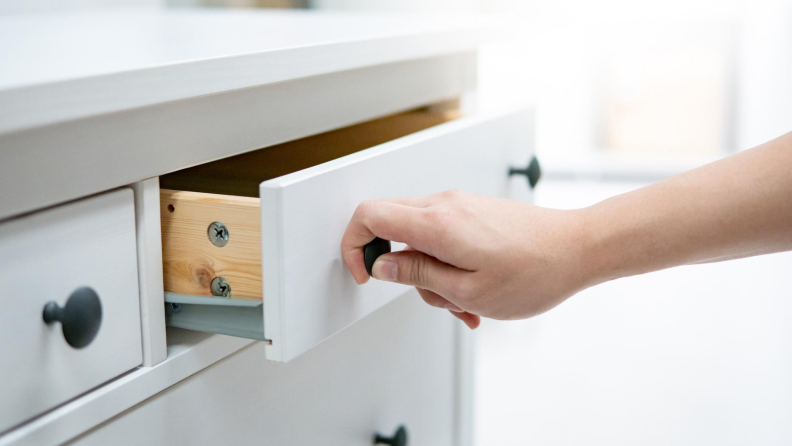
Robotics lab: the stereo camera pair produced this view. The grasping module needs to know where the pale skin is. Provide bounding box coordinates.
[341,131,792,329]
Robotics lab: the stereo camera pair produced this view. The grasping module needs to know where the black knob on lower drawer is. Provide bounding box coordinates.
[374,425,407,446]
[364,237,392,276]
[43,287,103,349]
[509,155,542,189]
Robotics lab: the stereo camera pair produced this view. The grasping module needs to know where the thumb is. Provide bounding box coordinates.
[371,250,465,299]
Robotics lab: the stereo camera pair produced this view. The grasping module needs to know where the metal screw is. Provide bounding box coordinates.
[207,222,229,247]
[211,277,231,297]
[170,303,181,313]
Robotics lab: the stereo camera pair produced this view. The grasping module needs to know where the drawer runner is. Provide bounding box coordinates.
[164,293,268,342]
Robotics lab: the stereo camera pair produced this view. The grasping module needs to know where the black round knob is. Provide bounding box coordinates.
[509,155,542,189]
[374,425,408,446]
[364,237,392,276]
[43,287,103,349]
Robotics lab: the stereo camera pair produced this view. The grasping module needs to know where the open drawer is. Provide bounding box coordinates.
[160,106,536,362]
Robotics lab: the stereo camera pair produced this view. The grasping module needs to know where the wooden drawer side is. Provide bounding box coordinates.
[160,190,262,299]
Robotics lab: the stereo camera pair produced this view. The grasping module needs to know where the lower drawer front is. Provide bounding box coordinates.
[0,189,142,433]
[71,293,457,446]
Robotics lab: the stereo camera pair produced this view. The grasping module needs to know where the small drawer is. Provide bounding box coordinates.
[160,106,535,362]
[0,189,142,433]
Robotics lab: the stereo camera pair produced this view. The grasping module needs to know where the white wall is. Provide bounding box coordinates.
[477,180,792,446]
[0,0,162,14]
[310,0,477,13]
[737,0,792,149]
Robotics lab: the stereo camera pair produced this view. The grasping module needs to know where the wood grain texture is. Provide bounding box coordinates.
[160,190,262,299]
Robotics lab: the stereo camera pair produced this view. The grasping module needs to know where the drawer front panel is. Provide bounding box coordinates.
[260,108,533,361]
[0,189,142,433]
[71,294,457,446]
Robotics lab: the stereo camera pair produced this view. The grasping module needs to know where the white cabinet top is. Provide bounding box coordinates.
[0,9,501,134]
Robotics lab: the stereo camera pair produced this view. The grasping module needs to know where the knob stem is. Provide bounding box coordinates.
[374,425,407,446]
[42,302,62,324]
[509,155,542,189]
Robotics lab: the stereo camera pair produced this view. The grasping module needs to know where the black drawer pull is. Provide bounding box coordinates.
[374,425,407,446]
[43,287,103,349]
[509,155,542,189]
[364,237,392,276]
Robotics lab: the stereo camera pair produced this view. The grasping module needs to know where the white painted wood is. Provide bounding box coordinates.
[0,9,503,135]
[0,329,253,446]
[132,179,167,367]
[454,321,478,446]
[450,112,537,444]
[260,108,534,361]
[0,189,141,434]
[0,52,476,221]
[69,294,457,446]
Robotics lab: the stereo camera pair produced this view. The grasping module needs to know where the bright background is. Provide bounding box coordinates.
[3,0,790,444]
[308,2,792,444]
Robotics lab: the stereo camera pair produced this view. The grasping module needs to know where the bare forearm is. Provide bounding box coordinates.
[342,132,792,324]
[582,131,792,286]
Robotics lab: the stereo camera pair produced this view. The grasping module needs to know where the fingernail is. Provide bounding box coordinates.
[372,259,397,282]
[445,303,464,312]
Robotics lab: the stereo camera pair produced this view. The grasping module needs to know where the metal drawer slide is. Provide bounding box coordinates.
[164,293,268,342]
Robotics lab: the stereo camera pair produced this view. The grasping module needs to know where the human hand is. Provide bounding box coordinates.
[340,190,593,329]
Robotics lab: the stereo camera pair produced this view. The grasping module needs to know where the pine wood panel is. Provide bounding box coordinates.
[160,190,263,299]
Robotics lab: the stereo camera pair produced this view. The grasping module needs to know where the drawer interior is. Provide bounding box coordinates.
[160,103,460,197]
[160,103,460,300]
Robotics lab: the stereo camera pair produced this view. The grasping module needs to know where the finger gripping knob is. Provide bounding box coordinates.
[374,425,408,446]
[364,237,392,276]
[509,155,542,189]
[43,287,103,349]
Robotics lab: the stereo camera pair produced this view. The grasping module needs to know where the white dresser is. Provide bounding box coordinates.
[0,9,536,445]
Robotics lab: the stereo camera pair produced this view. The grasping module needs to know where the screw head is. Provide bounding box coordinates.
[207,222,229,247]
[170,303,182,313]
[211,277,231,297]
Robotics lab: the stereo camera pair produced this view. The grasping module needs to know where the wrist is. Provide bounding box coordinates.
[576,201,626,288]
